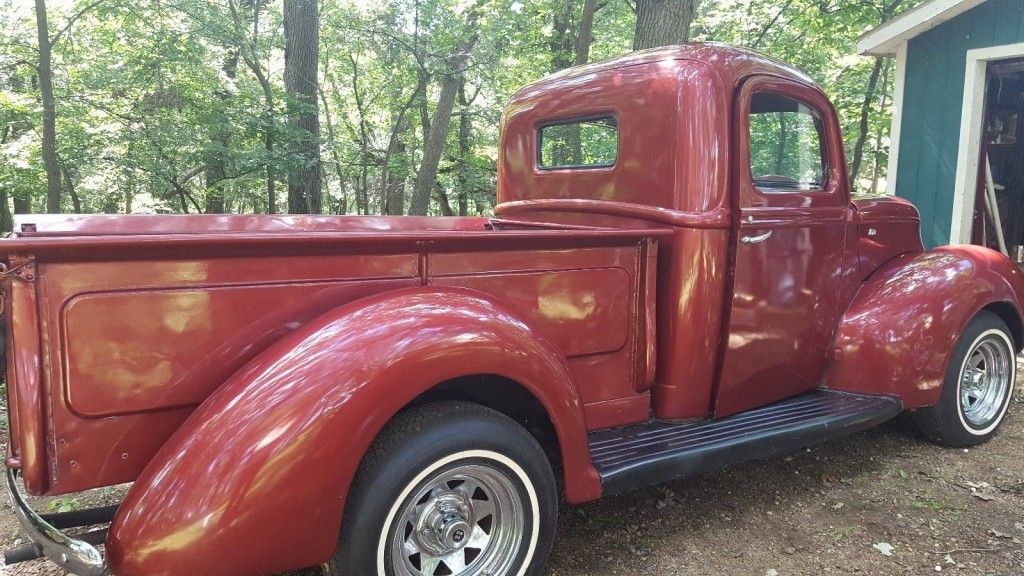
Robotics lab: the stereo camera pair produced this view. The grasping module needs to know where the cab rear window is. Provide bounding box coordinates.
[538,116,617,169]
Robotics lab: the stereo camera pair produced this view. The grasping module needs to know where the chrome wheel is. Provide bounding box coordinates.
[388,462,525,576]
[958,330,1014,430]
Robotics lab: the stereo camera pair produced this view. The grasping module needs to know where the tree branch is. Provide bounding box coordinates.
[50,0,108,48]
[751,0,795,49]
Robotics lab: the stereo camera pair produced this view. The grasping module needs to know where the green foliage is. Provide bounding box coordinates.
[695,0,920,195]
[0,0,913,220]
[750,109,826,189]
[540,118,618,168]
[46,497,80,513]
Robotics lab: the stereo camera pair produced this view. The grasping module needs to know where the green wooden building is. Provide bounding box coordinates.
[860,0,1024,250]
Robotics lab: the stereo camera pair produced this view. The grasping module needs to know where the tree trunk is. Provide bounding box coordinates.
[205,50,239,214]
[230,0,276,213]
[575,0,599,66]
[0,185,10,233]
[869,61,892,197]
[775,113,788,174]
[550,0,576,72]
[380,76,427,215]
[435,182,455,216]
[34,0,61,213]
[12,194,31,215]
[283,0,321,214]
[409,32,479,216]
[60,161,81,213]
[848,56,884,191]
[12,195,31,216]
[850,0,903,192]
[318,83,348,214]
[633,0,699,50]
[346,57,372,215]
[456,78,470,216]
[0,127,9,230]
[386,171,406,215]
[418,68,432,143]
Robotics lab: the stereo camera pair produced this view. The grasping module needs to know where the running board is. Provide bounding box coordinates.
[589,390,902,496]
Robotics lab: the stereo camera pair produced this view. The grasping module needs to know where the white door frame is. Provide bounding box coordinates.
[950,42,1024,245]
[885,42,908,196]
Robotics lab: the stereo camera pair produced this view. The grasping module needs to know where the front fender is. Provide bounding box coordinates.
[827,245,1024,408]
[106,286,598,576]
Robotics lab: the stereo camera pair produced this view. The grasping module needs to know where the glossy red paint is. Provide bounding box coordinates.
[495,46,854,420]
[852,196,924,279]
[38,253,417,494]
[498,43,813,216]
[11,213,493,235]
[712,76,854,417]
[3,257,47,494]
[3,43,1024,576]
[106,287,600,576]
[497,44,742,420]
[6,223,658,496]
[828,245,1024,407]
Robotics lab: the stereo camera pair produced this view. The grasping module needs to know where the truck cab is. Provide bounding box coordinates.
[496,43,926,421]
[3,44,1022,576]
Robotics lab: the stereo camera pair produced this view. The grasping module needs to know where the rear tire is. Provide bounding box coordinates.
[913,311,1017,447]
[326,401,558,576]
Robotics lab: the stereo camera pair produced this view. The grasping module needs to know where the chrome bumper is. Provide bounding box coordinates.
[5,467,106,576]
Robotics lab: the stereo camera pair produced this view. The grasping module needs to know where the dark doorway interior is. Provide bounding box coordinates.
[972,58,1024,258]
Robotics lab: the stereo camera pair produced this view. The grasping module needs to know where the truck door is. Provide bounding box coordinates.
[713,76,853,418]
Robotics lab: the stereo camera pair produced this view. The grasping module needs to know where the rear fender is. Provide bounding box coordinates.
[827,245,1024,408]
[105,286,598,576]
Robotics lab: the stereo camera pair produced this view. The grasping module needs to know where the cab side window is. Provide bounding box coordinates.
[748,92,828,192]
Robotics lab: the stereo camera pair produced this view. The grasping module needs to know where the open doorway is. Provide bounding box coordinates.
[971,58,1024,258]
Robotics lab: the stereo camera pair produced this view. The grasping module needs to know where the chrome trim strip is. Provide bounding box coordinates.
[5,467,105,576]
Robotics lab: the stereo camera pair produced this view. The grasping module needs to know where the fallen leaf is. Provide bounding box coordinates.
[873,542,896,556]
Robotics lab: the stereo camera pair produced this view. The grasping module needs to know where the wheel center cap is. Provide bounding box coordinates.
[965,368,985,388]
[442,519,471,549]
[415,493,474,555]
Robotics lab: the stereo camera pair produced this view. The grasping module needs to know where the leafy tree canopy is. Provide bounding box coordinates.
[0,0,915,226]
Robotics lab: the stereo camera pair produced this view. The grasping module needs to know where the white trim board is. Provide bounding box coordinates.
[886,42,909,196]
[858,0,988,56]
[950,42,1024,245]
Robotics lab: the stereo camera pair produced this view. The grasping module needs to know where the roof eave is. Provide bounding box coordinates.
[857,0,989,57]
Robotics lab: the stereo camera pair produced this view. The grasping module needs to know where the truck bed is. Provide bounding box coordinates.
[2,214,668,495]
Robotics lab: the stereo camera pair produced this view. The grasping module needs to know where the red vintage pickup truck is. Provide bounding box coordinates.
[3,44,1022,576]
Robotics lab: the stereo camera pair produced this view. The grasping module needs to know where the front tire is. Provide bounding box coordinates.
[327,402,558,576]
[914,311,1017,447]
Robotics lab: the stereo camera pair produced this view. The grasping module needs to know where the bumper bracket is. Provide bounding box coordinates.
[5,467,106,575]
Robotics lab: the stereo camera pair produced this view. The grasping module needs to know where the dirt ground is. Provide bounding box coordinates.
[2,375,1022,575]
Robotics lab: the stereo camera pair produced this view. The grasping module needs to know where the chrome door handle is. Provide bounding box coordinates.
[740,230,773,244]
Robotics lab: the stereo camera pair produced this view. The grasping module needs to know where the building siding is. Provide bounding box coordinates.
[895,0,1024,247]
